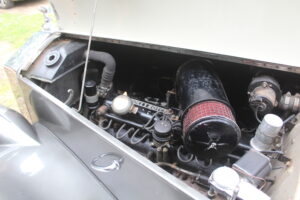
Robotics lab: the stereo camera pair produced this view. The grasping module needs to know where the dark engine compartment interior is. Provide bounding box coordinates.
[25,38,300,200]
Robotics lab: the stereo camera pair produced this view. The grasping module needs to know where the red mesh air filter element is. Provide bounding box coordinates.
[183,101,235,134]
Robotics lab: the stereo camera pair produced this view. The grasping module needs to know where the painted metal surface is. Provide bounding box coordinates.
[0,105,39,146]
[49,0,300,69]
[0,107,116,200]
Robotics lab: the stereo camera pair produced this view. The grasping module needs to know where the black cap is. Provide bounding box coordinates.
[85,80,97,96]
[153,120,172,142]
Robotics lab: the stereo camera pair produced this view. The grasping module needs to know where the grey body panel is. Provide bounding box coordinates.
[0,108,115,200]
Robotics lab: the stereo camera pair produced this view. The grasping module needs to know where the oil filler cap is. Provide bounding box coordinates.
[45,50,61,67]
[111,94,133,115]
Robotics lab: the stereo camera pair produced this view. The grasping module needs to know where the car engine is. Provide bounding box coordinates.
[27,39,300,199]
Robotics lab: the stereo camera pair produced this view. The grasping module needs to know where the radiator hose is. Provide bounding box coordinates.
[85,50,116,96]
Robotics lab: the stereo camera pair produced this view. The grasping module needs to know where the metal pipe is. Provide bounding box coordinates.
[237,143,251,151]
[227,154,241,160]
[283,114,296,124]
[104,113,145,129]
[64,89,74,106]
[75,0,99,112]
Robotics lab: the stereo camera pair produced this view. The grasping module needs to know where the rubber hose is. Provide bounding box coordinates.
[85,50,116,89]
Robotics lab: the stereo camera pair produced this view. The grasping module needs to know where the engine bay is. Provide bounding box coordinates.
[26,39,300,200]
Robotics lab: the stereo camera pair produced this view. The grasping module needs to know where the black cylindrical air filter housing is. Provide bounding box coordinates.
[176,60,240,159]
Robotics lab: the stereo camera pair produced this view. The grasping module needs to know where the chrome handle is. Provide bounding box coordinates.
[91,153,123,173]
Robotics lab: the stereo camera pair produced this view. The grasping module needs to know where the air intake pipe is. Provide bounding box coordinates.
[176,60,241,159]
[85,50,116,97]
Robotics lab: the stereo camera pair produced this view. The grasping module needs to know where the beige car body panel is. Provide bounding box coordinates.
[50,0,300,70]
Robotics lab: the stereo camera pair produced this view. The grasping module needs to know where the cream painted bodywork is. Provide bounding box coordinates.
[50,0,300,69]
[268,114,300,200]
